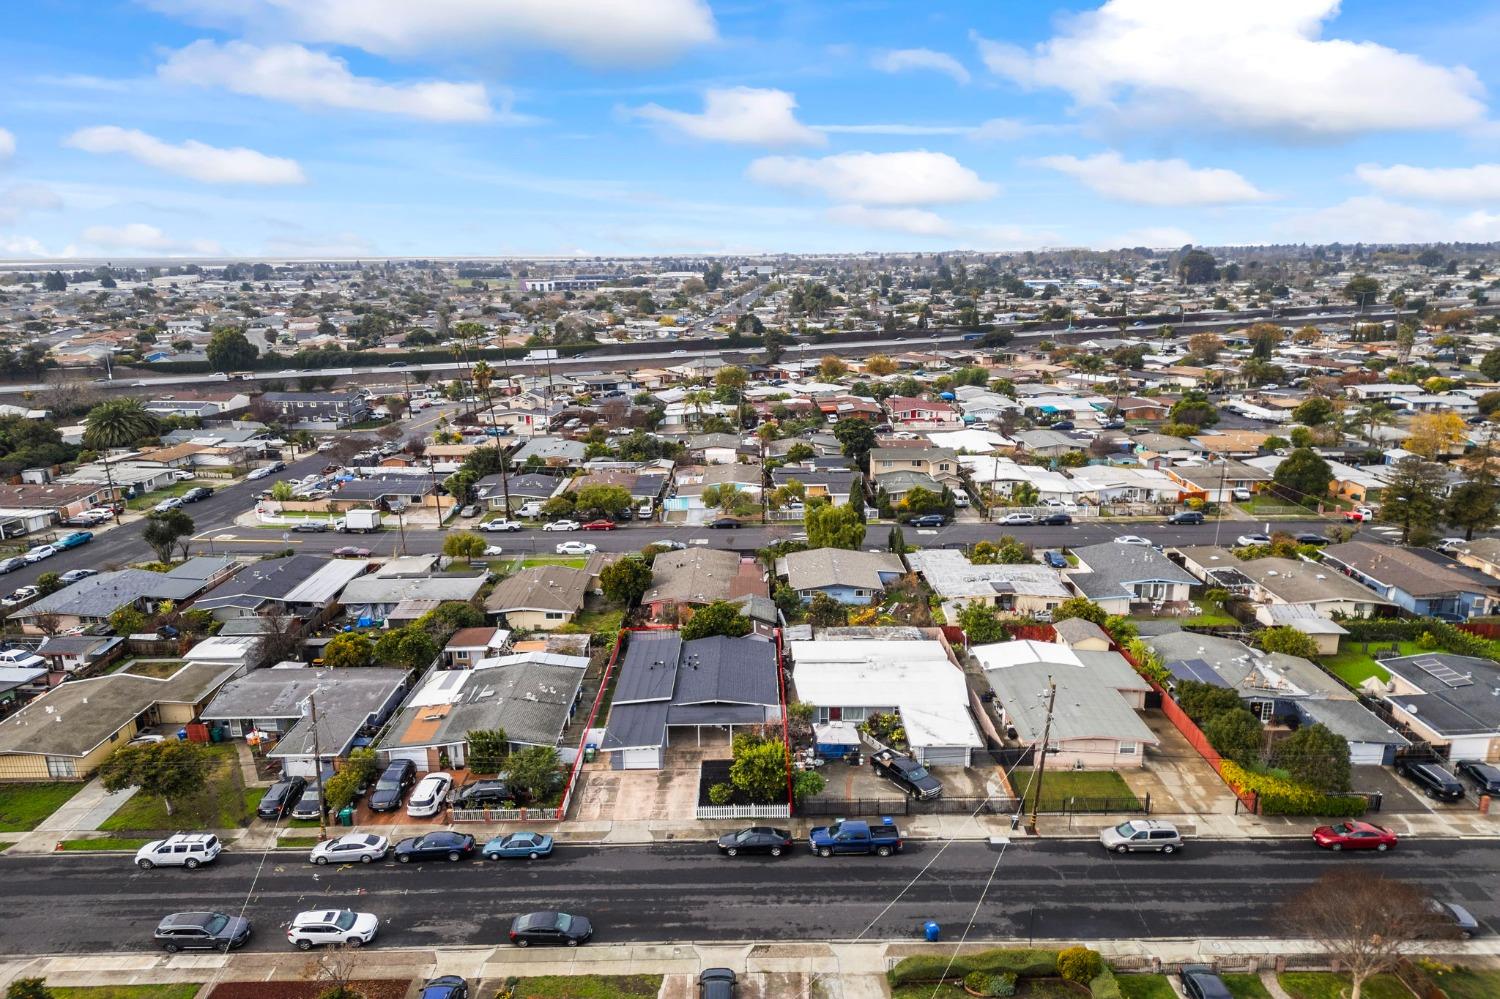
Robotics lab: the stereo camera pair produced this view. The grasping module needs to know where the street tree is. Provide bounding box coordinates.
[142,508,195,562]
[1378,457,1449,544]
[84,398,162,523]
[98,741,211,817]
[442,531,487,563]
[832,418,877,469]
[1271,448,1333,505]
[1168,393,1219,427]
[600,555,653,606]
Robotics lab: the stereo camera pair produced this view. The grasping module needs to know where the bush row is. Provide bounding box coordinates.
[889,948,1123,998]
[1220,761,1367,817]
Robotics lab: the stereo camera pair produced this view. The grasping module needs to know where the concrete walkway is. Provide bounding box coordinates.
[7,778,136,854]
[1260,969,1295,999]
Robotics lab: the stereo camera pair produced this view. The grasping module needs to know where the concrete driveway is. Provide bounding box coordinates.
[1122,710,1240,816]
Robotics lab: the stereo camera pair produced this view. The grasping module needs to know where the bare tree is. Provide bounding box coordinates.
[256,609,305,666]
[32,612,62,637]
[1281,870,1455,999]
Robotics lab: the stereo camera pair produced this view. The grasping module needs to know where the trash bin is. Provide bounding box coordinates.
[584,744,597,763]
[337,806,355,827]
[176,727,189,741]
[923,921,941,942]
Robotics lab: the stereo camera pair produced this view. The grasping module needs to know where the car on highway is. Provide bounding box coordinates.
[1037,512,1072,526]
[1166,511,1205,525]
[368,760,417,812]
[716,826,794,857]
[0,557,24,576]
[292,521,329,533]
[1396,760,1466,801]
[482,831,554,860]
[135,833,223,870]
[542,519,580,532]
[182,486,214,503]
[155,911,252,953]
[1235,533,1272,547]
[482,519,524,532]
[22,544,57,564]
[581,519,617,531]
[556,541,598,555]
[1428,898,1483,939]
[908,514,946,527]
[1455,759,1500,796]
[1042,551,1068,569]
[59,568,98,584]
[699,969,737,999]
[1312,819,1397,851]
[508,910,593,948]
[153,497,185,513]
[419,977,471,999]
[256,776,307,819]
[651,539,687,551]
[394,830,476,863]
[997,512,1035,526]
[309,833,390,865]
[406,772,453,818]
[1099,820,1183,854]
[332,546,372,558]
[1113,535,1151,546]
[1179,964,1233,999]
[287,909,380,950]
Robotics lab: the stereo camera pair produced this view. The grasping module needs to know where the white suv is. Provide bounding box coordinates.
[286,909,380,950]
[135,833,223,870]
[406,772,453,818]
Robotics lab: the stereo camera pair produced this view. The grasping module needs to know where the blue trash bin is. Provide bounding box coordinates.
[176,727,189,741]
[923,921,941,942]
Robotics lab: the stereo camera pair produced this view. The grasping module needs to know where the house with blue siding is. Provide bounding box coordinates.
[1319,541,1500,621]
[776,548,906,605]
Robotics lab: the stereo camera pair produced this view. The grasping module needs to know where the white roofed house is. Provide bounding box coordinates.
[907,549,1070,621]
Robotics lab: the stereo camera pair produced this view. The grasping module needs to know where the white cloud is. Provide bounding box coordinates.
[142,0,716,67]
[872,48,970,85]
[159,40,496,122]
[814,118,1058,140]
[826,204,956,236]
[633,88,824,146]
[80,222,222,256]
[1036,151,1269,206]
[0,235,66,259]
[747,150,997,206]
[64,126,305,185]
[976,0,1486,135]
[1355,162,1500,202]
[1278,196,1500,243]
[0,184,63,226]
[0,128,14,161]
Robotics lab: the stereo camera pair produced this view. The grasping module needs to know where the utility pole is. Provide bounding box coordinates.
[310,693,327,841]
[1025,677,1057,835]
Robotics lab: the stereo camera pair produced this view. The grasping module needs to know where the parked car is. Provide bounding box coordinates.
[246,466,275,480]
[368,759,417,812]
[394,831,476,863]
[542,519,580,532]
[652,539,688,551]
[1037,512,1072,525]
[870,749,943,800]
[1312,820,1397,851]
[55,531,93,550]
[556,541,598,555]
[1113,535,1151,546]
[1455,759,1500,796]
[1235,533,1272,547]
[182,487,214,503]
[459,504,479,518]
[908,514,946,528]
[1428,898,1483,939]
[419,977,470,999]
[1166,511,1205,525]
[699,968,738,999]
[290,783,327,821]
[155,911,251,953]
[507,911,592,947]
[1179,965,1233,999]
[1344,506,1375,523]
[997,512,1035,526]
[1295,533,1329,545]
[1396,760,1466,801]
[256,776,308,819]
[716,826,794,858]
[808,818,903,857]
[483,519,524,532]
[406,772,453,818]
[292,522,329,533]
[482,545,505,557]
[1043,551,1068,569]
[331,546,372,558]
[1099,820,1182,855]
[2,586,39,606]
[581,519,617,531]
[59,568,99,584]
[309,833,390,865]
[153,497,185,513]
[482,831,554,860]
[135,833,223,870]
[1051,420,1075,430]
[0,557,25,575]
[454,779,514,810]
[22,544,56,564]
[287,909,379,950]
[707,518,742,529]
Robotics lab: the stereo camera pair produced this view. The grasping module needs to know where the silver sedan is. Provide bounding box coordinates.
[308,833,390,865]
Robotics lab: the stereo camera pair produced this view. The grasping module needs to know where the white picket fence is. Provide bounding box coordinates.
[694,804,791,820]
[450,807,533,823]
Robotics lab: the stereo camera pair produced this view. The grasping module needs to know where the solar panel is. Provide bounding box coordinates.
[1412,657,1473,688]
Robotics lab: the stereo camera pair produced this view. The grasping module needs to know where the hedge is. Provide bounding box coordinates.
[1088,970,1125,999]
[1220,761,1367,817]
[889,949,1060,985]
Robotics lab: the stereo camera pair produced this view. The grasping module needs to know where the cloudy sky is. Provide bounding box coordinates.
[3,0,1500,258]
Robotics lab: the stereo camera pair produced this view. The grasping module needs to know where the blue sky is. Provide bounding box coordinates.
[3,0,1500,259]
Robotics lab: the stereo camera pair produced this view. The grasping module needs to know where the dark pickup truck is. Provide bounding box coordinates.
[870,749,943,800]
[808,819,903,858]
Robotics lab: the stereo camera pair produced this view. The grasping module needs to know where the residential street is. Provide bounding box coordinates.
[0,837,1494,955]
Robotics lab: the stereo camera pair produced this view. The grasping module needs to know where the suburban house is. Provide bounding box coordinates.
[8,558,241,635]
[474,472,563,512]
[769,467,859,508]
[0,662,241,780]
[867,448,962,488]
[260,390,370,429]
[884,396,962,430]
[34,635,122,676]
[907,549,1070,620]
[600,632,782,770]
[1171,547,1392,630]
[776,548,905,605]
[664,463,764,523]
[484,565,597,631]
[788,630,981,767]
[1165,461,1271,502]
[444,627,511,668]
[1378,653,1500,762]
[192,554,368,622]
[1146,631,1407,765]
[380,650,589,770]
[199,665,410,779]
[1319,542,1500,620]
[1066,543,1198,615]
[643,548,765,621]
[972,639,1158,770]
[338,570,488,623]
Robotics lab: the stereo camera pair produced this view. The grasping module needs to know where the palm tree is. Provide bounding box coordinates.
[1355,403,1397,448]
[83,399,159,524]
[471,360,512,516]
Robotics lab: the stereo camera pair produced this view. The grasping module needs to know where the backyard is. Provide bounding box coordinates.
[1009,769,1142,811]
[0,782,85,832]
[1319,640,1420,688]
[98,743,256,833]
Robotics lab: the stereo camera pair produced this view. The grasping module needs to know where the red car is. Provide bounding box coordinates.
[1312,820,1397,851]
[581,520,617,531]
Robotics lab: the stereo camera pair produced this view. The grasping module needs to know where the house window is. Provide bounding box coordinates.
[1118,742,1138,756]
[545,612,565,620]
[46,756,75,779]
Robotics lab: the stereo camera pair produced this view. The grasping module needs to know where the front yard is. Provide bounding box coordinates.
[0,781,86,832]
[502,976,663,999]
[1009,769,1142,811]
[98,743,255,832]
[1277,973,1408,999]
[124,481,199,511]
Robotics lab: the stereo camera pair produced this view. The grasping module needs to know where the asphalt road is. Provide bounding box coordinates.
[0,837,1492,955]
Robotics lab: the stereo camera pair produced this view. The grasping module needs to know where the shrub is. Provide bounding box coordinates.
[1088,970,1125,999]
[963,971,1018,997]
[708,783,734,806]
[1220,760,1368,816]
[888,949,1059,985]
[1057,946,1103,985]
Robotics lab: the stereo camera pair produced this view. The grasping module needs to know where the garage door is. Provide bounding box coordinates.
[917,745,971,767]
[1348,741,1388,767]
[384,748,429,768]
[621,747,661,770]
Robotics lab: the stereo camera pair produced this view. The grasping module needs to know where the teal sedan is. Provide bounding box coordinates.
[482,831,554,860]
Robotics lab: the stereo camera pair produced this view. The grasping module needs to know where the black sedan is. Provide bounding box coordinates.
[1037,512,1072,526]
[706,518,741,529]
[716,826,794,857]
[507,910,592,947]
[419,977,469,999]
[1456,759,1500,796]
[1294,532,1329,545]
[394,831,476,863]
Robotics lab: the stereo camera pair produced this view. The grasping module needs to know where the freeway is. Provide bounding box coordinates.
[0,838,1493,955]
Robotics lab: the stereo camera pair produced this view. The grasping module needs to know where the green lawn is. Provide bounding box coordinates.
[1223,973,1274,999]
[521,556,588,568]
[59,836,154,851]
[125,481,199,511]
[507,975,663,999]
[1010,769,1142,812]
[1427,967,1500,999]
[1184,599,1238,628]
[1320,640,1419,687]
[0,782,86,832]
[572,608,625,634]
[119,659,188,679]
[278,835,323,847]
[1118,974,1178,999]
[99,744,253,832]
[51,987,203,999]
[1277,972,1409,999]
[892,982,1080,999]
